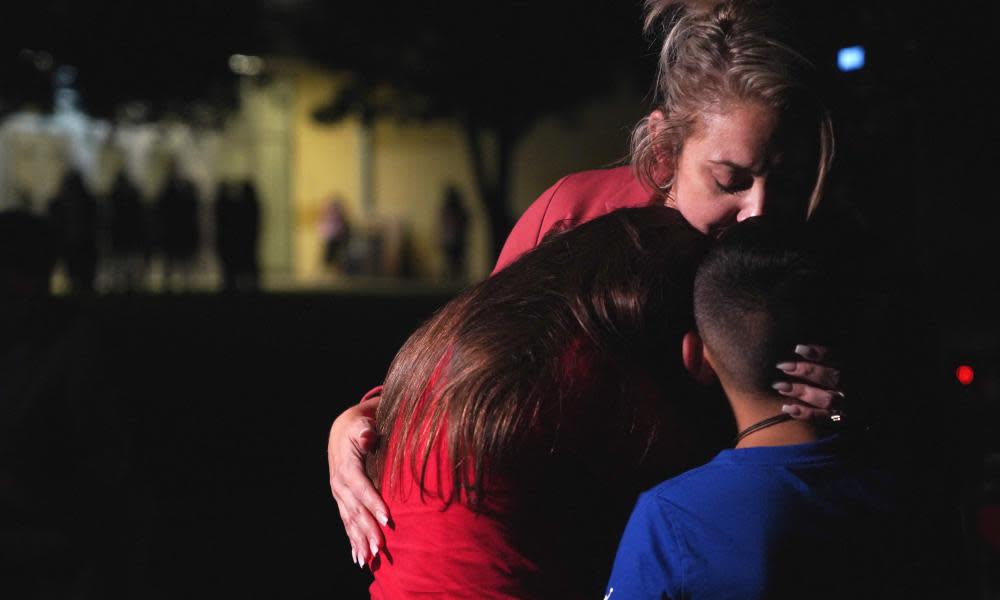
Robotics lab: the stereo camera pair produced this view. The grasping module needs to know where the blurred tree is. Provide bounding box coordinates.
[304,0,650,258]
[0,0,261,120]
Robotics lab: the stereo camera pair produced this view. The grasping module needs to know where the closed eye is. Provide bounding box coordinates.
[714,175,752,194]
[714,180,739,194]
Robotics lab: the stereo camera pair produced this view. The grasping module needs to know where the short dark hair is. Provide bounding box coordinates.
[693,217,841,395]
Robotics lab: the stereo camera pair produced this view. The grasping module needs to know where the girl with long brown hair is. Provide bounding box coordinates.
[370,206,714,598]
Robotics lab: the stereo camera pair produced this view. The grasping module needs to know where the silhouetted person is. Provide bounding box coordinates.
[214,182,236,291]
[47,169,98,293]
[215,180,260,293]
[320,195,350,274]
[155,163,200,291]
[439,185,469,280]
[106,171,148,292]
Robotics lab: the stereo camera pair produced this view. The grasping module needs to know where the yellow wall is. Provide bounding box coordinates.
[290,66,493,280]
[511,82,647,216]
[291,66,363,281]
[372,120,490,279]
[290,63,647,284]
[236,75,296,277]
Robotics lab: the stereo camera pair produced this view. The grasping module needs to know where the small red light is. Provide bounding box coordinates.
[956,365,974,385]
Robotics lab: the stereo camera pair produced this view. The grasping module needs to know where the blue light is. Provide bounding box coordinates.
[837,46,865,72]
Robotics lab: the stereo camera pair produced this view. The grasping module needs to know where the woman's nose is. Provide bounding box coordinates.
[737,179,766,221]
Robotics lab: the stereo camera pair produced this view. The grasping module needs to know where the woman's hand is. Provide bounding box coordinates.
[328,395,389,568]
[772,344,845,421]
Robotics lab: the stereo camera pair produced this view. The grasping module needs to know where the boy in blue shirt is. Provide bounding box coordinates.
[605,218,915,599]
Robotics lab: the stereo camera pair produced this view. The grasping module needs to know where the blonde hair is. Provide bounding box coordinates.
[630,0,834,217]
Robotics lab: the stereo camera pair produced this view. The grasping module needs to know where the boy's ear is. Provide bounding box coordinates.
[682,331,716,385]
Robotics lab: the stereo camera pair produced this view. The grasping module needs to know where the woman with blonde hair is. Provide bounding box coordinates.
[329,0,844,590]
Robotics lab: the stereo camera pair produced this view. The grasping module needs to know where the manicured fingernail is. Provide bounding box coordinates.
[358,554,365,568]
[794,344,814,359]
[377,512,389,526]
[772,381,792,393]
[781,404,800,416]
[351,548,357,565]
[776,362,796,372]
[369,540,379,557]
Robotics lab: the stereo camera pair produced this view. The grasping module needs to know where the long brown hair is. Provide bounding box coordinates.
[370,207,710,508]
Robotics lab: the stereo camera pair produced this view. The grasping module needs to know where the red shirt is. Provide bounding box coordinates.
[370,416,544,599]
[493,166,656,274]
[370,355,545,599]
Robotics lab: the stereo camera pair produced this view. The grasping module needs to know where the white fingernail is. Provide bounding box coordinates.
[351,548,356,564]
[370,540,379,557]
[377,512,389,526]
[772,381,792,393]
[776,362,795,372]
[794,344,813,358]
[781,404,797,416]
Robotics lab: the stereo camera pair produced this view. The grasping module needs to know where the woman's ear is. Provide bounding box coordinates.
[682,331,716,385]
[647,110,675,188]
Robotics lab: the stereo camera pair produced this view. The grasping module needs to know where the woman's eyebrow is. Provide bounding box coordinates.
[709,159,766,175]
[709,159,748,169]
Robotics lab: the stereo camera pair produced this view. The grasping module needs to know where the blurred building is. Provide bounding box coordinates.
[0,58,644,290]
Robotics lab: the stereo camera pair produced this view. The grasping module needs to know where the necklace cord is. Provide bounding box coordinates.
[734,413,794,446]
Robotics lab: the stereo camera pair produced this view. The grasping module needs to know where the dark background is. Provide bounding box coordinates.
[1,1,998,598]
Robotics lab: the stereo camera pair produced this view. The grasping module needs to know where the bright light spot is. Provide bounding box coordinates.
[956,365,974,386]
[837,46,865,72]
[229,54,264,76]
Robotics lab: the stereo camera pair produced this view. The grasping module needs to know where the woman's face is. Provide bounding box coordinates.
[667,101,817,237]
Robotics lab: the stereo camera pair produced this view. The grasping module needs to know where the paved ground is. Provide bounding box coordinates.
[3,290,996,598]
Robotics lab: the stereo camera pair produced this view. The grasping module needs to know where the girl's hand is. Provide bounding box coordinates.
[772,344,845,422]
[328,395,389,569]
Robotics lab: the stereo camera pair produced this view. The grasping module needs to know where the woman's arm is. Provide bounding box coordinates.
[327,392,389,568]
[325,179,571,567]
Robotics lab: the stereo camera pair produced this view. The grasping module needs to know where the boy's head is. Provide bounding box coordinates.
[690,217,841,399]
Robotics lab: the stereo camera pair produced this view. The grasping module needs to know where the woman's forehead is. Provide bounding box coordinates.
[687,103,779,168]
[686,102,817,168]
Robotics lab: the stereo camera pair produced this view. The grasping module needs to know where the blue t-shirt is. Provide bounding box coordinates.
[605,435,906,600]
